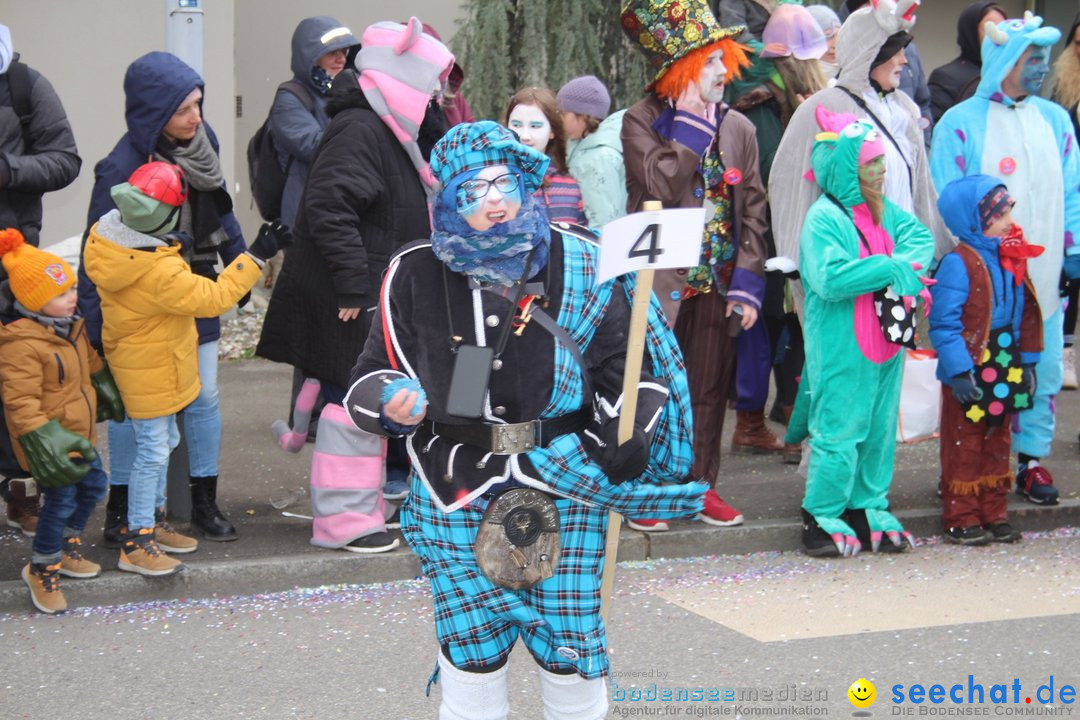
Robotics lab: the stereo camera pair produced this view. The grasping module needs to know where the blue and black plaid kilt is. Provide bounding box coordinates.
[402,488,611,678]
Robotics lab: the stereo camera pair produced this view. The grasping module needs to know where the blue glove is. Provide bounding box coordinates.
[1021,365,1037,397]
[947,372,982,404]
[1063,253,1080,281]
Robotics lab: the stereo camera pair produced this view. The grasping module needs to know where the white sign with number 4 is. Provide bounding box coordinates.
[597,207,707,283]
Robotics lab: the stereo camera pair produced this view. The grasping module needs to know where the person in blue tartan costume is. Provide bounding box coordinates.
[344,121,703,720]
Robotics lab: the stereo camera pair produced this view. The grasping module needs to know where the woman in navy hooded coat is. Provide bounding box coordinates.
[77,51,248,544]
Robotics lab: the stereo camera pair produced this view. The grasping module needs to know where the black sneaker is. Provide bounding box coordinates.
[986,523,1022,543]
[385,506,401,531]
[343,532,400,554]
[801,509,841,557]
[943,526,992,546]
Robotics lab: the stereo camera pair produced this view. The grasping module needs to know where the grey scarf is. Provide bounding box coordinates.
[165,124,224,191]
[157,125,230,270]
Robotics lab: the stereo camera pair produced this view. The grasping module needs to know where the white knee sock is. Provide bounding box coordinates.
[538,667,608,720]
[437,653,509,720]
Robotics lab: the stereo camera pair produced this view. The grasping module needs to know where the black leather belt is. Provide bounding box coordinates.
[428,408,591,454]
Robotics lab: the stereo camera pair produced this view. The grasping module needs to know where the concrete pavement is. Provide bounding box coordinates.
[0,357,1077,614]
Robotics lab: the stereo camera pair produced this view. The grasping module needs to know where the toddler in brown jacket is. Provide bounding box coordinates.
[0,228,125,614]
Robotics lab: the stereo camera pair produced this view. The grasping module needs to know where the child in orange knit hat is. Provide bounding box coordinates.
[0,228,125,614]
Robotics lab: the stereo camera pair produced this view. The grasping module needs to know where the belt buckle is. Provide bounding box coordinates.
[491,421,537,454]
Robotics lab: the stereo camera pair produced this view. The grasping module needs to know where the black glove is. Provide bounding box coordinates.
[1021,365,1037,397]
[947,372,982,405]
[91,364,125,423]
[248,220,292,261]
[19,420,98,489]
[594,418,651,484]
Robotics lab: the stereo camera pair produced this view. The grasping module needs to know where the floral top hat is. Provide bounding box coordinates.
[620,0,744,87]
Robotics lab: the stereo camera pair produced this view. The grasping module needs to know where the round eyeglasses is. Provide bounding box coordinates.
[457,173,521,210]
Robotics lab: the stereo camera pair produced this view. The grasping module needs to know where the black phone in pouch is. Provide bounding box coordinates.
[446,345,494,419]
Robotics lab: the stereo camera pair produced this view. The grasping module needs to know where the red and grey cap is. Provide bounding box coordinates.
[110,162,188,236]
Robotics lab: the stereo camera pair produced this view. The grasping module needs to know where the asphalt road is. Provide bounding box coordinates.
[2,529,1078,719]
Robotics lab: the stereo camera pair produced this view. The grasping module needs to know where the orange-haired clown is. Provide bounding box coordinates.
[620,0,769,527]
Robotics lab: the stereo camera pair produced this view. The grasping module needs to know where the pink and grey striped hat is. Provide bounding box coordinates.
[355,18,455,194]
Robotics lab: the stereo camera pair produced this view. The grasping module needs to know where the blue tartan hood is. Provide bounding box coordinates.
[123,52,204,155]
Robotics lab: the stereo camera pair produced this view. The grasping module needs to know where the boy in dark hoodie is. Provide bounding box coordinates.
[0,229,124,613]
[930,175,1043,546]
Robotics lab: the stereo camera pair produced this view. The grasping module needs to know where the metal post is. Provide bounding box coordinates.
[165,0,204,76]
[162,0,204,520]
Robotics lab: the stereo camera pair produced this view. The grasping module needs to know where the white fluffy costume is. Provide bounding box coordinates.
[769,0,952,310]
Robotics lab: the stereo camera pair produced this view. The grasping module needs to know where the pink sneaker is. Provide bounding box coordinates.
[697,489,744,527]
[626,517,670,532]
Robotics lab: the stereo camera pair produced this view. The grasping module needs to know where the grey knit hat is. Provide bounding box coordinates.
[556,76,611,119]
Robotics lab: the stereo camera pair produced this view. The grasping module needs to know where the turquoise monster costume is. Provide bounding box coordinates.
[794,108,934,556]
[930,13,1080,495]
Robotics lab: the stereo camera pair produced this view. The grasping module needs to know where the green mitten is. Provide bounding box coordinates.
[18,420,99,489]
[91,364,126,423]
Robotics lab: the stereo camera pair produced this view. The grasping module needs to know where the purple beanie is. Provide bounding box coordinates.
[556,76,611,119]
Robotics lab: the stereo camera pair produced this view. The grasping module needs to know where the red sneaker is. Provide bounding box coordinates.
[626,517,669,532]
[698,489,744,527]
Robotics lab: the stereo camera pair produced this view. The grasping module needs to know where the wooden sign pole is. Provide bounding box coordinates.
[600,200,663,624]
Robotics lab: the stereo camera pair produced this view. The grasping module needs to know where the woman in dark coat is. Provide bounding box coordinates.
[256,19,454,553]
[257,74,431,388]
[927,1,1006,124]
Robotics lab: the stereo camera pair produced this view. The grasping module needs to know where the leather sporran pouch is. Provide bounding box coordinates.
[475,488,561,589]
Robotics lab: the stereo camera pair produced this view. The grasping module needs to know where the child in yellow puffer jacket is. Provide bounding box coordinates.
[82,162,282,577]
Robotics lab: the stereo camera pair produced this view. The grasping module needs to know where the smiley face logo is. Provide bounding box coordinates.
[848,678,876,708]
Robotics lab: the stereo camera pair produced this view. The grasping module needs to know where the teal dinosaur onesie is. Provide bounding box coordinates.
[794,107,934,556]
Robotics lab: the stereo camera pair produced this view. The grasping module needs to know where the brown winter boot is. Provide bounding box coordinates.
[6,478,40,537]
[731,410,784,454]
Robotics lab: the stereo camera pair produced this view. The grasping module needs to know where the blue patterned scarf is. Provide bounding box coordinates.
[430,180,551,286]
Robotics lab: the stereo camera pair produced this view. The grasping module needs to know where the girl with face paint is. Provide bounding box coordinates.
[504,87,587,225]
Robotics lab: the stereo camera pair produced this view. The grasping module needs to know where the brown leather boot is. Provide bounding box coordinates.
[731,410,784,454]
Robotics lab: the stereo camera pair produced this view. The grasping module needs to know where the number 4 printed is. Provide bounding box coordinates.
[628,223,663,264]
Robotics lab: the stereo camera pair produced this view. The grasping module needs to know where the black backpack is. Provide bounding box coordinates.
[247,80,315,222]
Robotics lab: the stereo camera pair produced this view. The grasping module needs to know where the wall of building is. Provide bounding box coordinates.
[5,0,237,246]
[913,1,1079,72]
